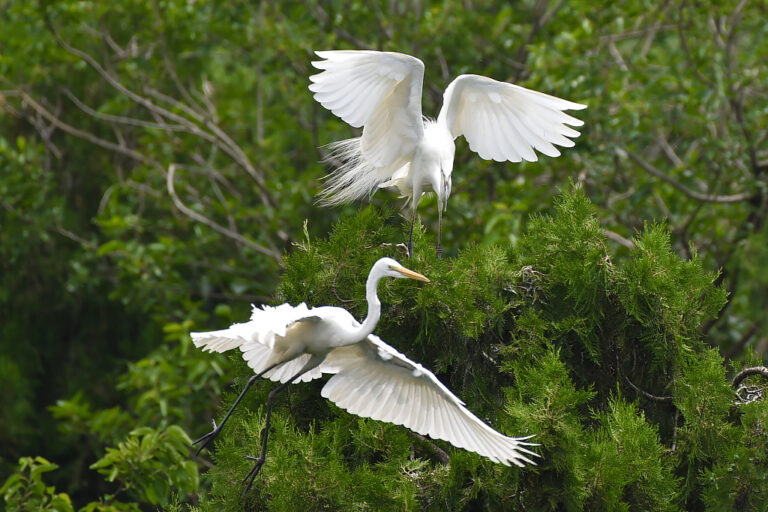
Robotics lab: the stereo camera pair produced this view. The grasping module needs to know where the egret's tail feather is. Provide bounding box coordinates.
[317,137,388,206]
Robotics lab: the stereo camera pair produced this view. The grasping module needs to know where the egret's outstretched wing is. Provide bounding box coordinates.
[191,303,324,384]
[309,50,425,168]
[438,74,586,163]
[320,334,539,466]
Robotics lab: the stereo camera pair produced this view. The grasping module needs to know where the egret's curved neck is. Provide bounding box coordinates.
[355,270,383,341]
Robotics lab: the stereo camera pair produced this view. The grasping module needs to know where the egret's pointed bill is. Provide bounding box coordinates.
[393,266,430,282]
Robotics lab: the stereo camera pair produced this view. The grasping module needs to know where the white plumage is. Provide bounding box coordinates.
[309,50,586,256]
[320,335,536,465]
[192,258,538,492]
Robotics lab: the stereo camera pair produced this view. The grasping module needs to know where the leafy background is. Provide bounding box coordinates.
[1,0,766,510]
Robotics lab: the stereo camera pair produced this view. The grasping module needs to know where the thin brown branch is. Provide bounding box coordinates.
[599,25,677,42]
[54,222,97,249]
[40,10,208,133]
[513,0,565,80]
[602,228,636,250]
[638,2,670,59]
[657,133,685,167]
[166,165,282,263]
[621,147,755,203]
[19,90,154,166]
[144,86,277,208]
[40,6,277,208]
[62,88,189,132]
[151,0,207,117]
[624,376,674,404]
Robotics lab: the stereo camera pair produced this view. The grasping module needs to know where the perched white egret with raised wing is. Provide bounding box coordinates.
[309,50,586,257]
[192,257,537,493]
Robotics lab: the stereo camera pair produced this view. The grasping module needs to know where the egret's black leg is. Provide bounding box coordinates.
[193,361,281,456]
[407,212,417,259]
[437,202,443,259]
[241,364,317,496]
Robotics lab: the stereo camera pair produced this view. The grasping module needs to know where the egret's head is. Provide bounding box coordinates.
[374,257,430,282]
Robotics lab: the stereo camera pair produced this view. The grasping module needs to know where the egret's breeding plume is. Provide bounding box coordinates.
[192,258,538,494]
[309,50,586,257]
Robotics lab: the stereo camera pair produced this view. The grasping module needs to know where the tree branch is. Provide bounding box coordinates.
[620,147,755,203]
[624,376,674,404]
[602,228,636,250]
[166,165,282,263]
[62,88,190,132]
[39,5,278,208]
[19,90,157,167]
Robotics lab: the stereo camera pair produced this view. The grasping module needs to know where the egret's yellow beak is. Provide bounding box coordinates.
[393,266,430,283]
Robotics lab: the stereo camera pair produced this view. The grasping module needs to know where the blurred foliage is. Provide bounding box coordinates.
[89,425,198,506]
[0,457,74,512]
[1,0,767,510]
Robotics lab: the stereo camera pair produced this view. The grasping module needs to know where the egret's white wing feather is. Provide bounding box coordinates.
[193,303,325,384]
[438,74,586,163]
[310,51,426,205]
[310,51,425,163]
[320,335,539,466]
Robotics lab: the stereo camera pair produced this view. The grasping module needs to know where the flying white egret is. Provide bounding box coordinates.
[192,257,537,493]
[309,50,586,257]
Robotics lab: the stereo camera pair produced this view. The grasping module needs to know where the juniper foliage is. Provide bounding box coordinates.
[190,190,766,511]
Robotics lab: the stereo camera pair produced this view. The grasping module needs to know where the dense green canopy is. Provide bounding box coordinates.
[1,1,766,510]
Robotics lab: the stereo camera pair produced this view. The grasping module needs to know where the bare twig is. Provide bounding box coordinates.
[732,366,768,404]
[143,86,276,208]
[621,148,755,203]
[602,228,636,250]
[151,0,207,117]
[624,376,674,404]
[62,89,189,132]
[676,5,716,89]
[19,91,155,167]
[40,6,277,209]
[167,165,282,263]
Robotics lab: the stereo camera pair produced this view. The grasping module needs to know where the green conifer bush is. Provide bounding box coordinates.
[189,189,767,511]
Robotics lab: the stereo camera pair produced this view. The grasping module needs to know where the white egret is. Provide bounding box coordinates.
[192,257,537,493]
[309,50,586,257]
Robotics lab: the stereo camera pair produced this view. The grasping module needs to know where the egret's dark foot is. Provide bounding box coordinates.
[407,240,413,259]
[192,419,221,456]
[436,244,443,260]
[241,455,266,496]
